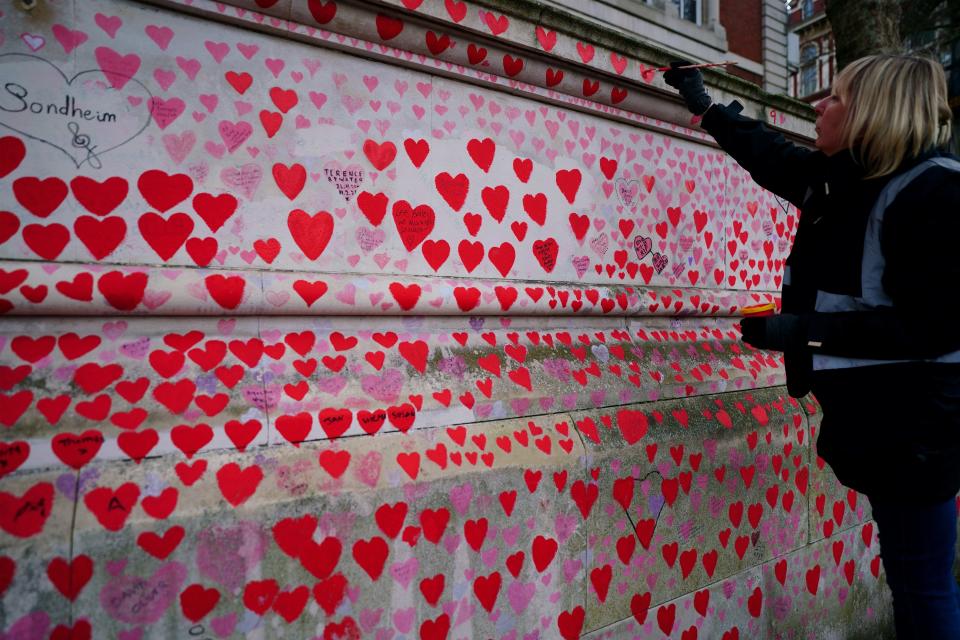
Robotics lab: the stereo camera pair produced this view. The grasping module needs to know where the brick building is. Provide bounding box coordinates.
[543,0,790,93]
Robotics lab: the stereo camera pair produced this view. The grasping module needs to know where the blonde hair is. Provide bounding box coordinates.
[833,54,952,179]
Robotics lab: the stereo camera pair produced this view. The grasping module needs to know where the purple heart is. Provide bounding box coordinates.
[0,611,49,640]
[100,562,187,624]
[195,521,266,590]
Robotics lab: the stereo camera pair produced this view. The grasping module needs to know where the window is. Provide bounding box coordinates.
[671,0,701,25]
[800,44,818,96]
[802,0,814,19]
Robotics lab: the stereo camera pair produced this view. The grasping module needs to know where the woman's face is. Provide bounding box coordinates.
[814,92,847,156]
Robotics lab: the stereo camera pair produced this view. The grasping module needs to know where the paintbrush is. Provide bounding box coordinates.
[656,61,740,71]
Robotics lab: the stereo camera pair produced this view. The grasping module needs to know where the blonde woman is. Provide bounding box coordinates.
[666,55,960,638]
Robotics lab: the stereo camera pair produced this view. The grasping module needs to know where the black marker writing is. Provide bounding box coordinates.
[1,82,118,123]
[68,121,102,169]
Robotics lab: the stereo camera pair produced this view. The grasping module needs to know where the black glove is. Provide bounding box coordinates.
[740,314,806,352]
[663,60,713,116]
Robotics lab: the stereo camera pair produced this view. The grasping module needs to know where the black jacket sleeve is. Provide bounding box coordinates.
[700,100,818,208]
[804,165,960,359]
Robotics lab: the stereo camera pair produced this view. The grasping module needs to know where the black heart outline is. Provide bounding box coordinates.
[0,52,154,169]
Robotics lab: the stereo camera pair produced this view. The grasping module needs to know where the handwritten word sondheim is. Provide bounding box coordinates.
[1,82,118,123]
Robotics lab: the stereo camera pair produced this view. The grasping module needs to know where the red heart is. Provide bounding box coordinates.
[0,211,20,246]
[457,239,484,273]
[137,170,193,212]
[467,44,487,64]
[434,173,469,212]
[358,409,386,435]
[193,193,237,232]
[531,535,558,572]
[0,556,14,599]
[171,424,214,458]
[375,502,408,538]
[23,223,70,260]
[480,185,509,222]
[137,526,184,559]
[253,238,280,263]
[313,575,348,616]
[272,585,309,623]
[117,428,159,462]
[421,239,449,272]
[276,412,313,445]
[487,242,515,277]
[70,176,128,215]
[445,0,467,21]
[375,14,404,40]
[13,177,68,218]
[83,483,140,531]
[0,389,33,427]
[273,514,318,557]
[224,71,253,94]
[0,482,53,538]
[138,212,193,261]
[453,286,480,312]
[403,138,429,167]
[357,191,388,226]
[288,209,334,260]
[398,339,428,373]
[185,237,218,267]
[269,87,298,113]
[557,606,585,640]
[419,507,449,543]
[522,193,547,225]
[473,571,501,612]
[420,573,445,605]
[293,279,328,306]
[97,271,147,311]
[570,480,598,518]
[324,616,362,640]
[175,460,207,486]
[307,0,337,24]
[49,620,92,640]
[141,487,179,519]
[152,379,196,414]
[205,274,245,310]
[225,419,261,451]
[0,137,25,178]
[0,440,29,478]
[243,579,279,615]
[362,139,397,170]
[617,409,648,444]
[318,408,352,438]
[352,536,389,580]
[272,162,306,200]
[590,564,612,602]
[180,583,220,622]
[215,463,262,506]
[631,591,651,624]
[318,449,350,477]
[387,403,417,433]
[74,216,126,260]
[513,157,532,182]
[466,137,495,172]
[532,238,559,273]
[300,537,342,580]
[555,168,582,204]
[36,394,71,426]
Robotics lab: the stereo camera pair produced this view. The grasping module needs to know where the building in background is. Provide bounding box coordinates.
[542,0,790,93]
[785,0,834,101]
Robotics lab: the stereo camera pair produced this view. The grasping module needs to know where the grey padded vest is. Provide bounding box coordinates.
[811,156,960,370]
